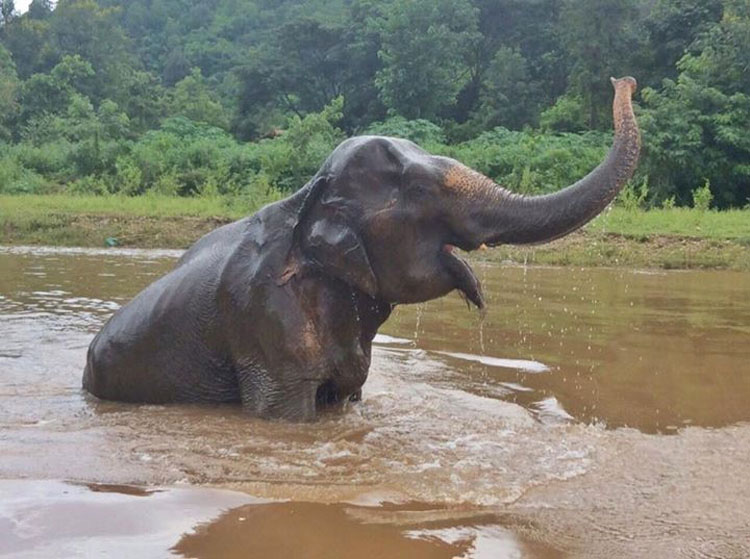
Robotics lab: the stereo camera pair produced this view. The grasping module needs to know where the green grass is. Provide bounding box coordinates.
[1,194,749,269]
[0,193,280,220]
[0,193,277,248]
[3,195,749,239]
[588,207,750,240]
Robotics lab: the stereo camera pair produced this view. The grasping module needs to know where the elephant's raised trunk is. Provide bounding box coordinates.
[445,77,640,246]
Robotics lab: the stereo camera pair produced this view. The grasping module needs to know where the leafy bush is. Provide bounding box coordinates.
[12,141,73,177]
[445,128,609,194]
[692,179,713,211]
[618,177,650,211]
[363,116,446,147]
[540,95,588,133]
[661,196,676,209]
[0,154,49,194]
[248,97,346,191]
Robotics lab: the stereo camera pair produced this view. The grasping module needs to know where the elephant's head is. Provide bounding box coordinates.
[291,77,640,309]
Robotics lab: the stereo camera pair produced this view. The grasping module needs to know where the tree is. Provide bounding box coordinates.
[640,0,723,86]
[473,47,541,130]
[640,0,750,207]
[559,0,641,129]
[169,68,228,130]
[19,54,95,125]
[28,0,54,20]
[163,48,191,87]
[267,18,352,116]
[463,0,565,122]
[233,60,281,140]
[0,16,51,79]
[47,0,135,104]
[234,9,384,138]
[373,0,480,120]
[0,0,15,26]
[118,69,167,133]
[0,43,19,140]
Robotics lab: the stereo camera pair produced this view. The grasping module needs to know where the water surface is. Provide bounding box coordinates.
[1,246,749,558]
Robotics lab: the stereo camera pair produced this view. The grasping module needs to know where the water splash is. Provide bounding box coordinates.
[413,302,426,345]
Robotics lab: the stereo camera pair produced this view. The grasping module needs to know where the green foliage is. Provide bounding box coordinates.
[618,177,650,212]
[258,96,346,191]
[0,44,19,141]
[168,68,228,129]
[661,196,677,209]
[640,0,723,85]
[373,0,480,119]
[639,2,750,208]
[0,0,748,210]
[27,0,53,21]
[559,0,641,129]
[19,54,95,127]
[473,47,541,130]
[446,128,610,194]
[0,151,49,194]
[692,179,714,211]
[364,116,446,147]
[1,1,16,25]
[540,95,588,133]
[45,0,134,104]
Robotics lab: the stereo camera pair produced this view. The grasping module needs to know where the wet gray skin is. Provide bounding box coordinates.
[80,79,640,420]
[1,246,750,558]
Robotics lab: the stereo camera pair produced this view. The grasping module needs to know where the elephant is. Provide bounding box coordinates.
[83,77,640,421]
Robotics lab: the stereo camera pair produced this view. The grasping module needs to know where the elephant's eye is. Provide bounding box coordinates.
[406,183,429,200]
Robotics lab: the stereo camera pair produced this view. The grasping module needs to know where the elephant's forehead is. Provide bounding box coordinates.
[328,135,430,172]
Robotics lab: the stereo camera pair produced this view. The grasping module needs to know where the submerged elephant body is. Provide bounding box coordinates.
[84,78,640,420]
[84,195,391,420]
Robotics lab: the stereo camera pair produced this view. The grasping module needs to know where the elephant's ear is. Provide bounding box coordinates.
[288,175,379,298]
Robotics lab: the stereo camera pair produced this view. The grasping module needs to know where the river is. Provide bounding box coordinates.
[1,246,749,558]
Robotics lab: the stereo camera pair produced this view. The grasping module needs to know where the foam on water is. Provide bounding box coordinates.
[0,245,185,259]
[372,334,413,345]
[434,351,550,373]
[405,526,524,559]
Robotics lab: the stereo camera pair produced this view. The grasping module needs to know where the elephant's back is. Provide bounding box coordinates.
[176,217,251,268]
[83,239,240,404]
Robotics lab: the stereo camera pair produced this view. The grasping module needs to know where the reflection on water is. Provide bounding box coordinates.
[173,500,557,559]
[0,480,260,559]
[0,480,558,559]
[1,246,749,558]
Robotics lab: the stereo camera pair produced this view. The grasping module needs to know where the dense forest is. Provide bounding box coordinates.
[1,0,749,208]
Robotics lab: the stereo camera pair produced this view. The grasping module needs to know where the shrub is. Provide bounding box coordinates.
[692,179,713,211]
[0,155,49,194]
[618,177,650,211]
[363,116,446,147]
[445,128,609,194]
[540,95,588,133]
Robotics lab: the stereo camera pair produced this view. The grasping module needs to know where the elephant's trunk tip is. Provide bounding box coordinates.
[611,76,637,92]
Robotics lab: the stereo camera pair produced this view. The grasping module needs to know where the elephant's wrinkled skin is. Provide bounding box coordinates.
[83,78,640,420]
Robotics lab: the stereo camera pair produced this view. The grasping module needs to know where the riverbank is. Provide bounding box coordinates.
[1,194,749,270]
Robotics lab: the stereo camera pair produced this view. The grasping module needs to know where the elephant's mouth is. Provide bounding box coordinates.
[441,244,484,309]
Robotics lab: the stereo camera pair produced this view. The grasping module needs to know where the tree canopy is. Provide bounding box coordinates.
[0,0,748,208]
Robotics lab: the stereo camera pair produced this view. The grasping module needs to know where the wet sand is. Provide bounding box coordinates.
[1,246,749,558]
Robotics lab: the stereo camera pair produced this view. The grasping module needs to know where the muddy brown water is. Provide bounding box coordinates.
[1,246,749,558]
